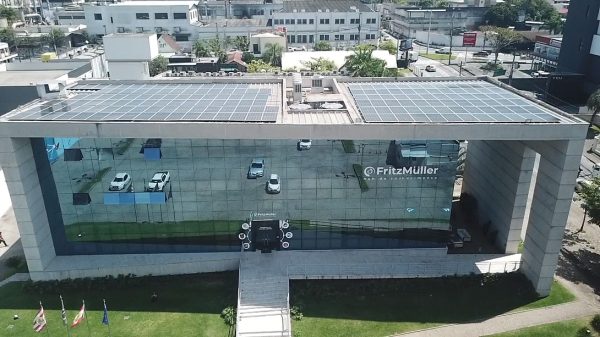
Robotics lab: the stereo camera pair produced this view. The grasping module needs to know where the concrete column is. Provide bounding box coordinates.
[462,140,536,253]
[523,139,583,296]
[0,137,56,272]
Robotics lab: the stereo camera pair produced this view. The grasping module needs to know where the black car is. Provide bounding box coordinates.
[473,50,490,57]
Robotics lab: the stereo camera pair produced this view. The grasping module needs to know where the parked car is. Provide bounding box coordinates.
[287,46,306,52]
[532,70,550,78]
[473,50,490,57]
[266,174,281,194]
[425,65,436,72]
[147,171,170,191]
[435,47,451,54]
[109,172,132,191]
[298,139,312,150]
[247,159,265,178]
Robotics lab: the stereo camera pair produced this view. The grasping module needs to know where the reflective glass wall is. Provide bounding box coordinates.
[37,138,459,254]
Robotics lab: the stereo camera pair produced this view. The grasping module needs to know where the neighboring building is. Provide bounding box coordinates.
[549,0,570,16]
[383,5,487,40]
[531,35,562,71]
[250,32,286,56]
[83,1,200,47]
[557,0,600,93]
[158,33,184,54]
[54,6,86,26]
[272,0,380,48]
[103,33,159,80]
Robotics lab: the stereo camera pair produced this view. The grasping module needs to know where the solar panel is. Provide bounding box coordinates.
[8,83,281,123]
[347,81,563,124]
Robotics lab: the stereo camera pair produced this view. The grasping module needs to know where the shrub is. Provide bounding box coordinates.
[290,305,303,321]
[576,327,592,337]
[591,314,600,332]
[221,306,236,326]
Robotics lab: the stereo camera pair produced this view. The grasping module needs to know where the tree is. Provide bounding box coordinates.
[301,57,336,72]
[242,51,255,63]
[0,28,16,49]
[480,26,521,64]
[207,37,227,63]
[193,40,210,57]
[314,41,332,51]
[149,55,168,76]
[379,40,397,55]
[233,36,249,51]
[543,11,564,34]
[0,5,18,24]
[42,28,66,53]
[247,59,276,73]
[417,0,448,7]
[263,43,283,66]
[578,177,600,233]
[587,89,600,128]
[484,3,519,27]
[344,44,389,77]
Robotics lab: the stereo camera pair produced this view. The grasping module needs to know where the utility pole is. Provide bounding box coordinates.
[358,11,362,45]
[448,7,453,66]
[508,51,517,86]
[426,9,432,55]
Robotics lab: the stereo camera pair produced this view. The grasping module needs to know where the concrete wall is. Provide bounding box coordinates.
[462,141,536,254]
[107,61,150,80]
[103,33,158,61]
[0,138,57,273]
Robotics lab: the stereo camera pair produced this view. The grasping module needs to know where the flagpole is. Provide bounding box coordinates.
[59,295,71,337]
[103,299,112,337]
[83,300,92,337]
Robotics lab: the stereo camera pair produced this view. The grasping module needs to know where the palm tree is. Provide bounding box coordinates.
[263,43,283,67]
[587,89,600,128]
[344,44,387,77]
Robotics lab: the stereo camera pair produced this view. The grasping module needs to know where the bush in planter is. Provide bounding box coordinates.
[290,305,303,321]
[221,306,236,326]
[591,314,600,332]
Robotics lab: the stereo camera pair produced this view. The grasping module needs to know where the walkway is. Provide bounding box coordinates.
[393,276,600,337]
[236,252,291,337]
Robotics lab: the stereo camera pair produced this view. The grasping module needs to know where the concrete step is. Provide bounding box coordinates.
[239,310,289,318]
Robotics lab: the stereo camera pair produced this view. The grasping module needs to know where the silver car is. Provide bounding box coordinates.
[247,159,265,178]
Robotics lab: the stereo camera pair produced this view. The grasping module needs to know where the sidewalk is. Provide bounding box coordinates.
[393,277,600,337]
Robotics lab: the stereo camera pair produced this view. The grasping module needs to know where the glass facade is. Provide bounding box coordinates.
[36,138,459,255]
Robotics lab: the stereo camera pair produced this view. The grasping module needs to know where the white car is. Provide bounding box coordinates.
[287,46,306,52]
[147,171,170,191]
[109,172,132,191]
[298,139,312,150]
[266,174,281,194]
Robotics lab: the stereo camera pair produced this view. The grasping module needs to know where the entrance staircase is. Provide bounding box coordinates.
[236,251,291,337]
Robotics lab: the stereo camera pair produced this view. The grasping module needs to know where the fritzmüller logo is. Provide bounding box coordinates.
[363,166,439,178]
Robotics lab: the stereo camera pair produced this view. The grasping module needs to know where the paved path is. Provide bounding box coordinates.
[393,276,600,337]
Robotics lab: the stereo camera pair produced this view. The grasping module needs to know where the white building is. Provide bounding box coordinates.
[84,1,200,48]
[250,32,286,56]
[0,42,18,64]
[273,0,380,48]
[103,33,158,80]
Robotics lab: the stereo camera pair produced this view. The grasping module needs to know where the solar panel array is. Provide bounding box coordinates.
[347,81,563,124]
[8,83,280,122]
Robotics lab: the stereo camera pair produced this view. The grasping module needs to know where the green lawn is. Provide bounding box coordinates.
[0,272,236,337]
[291,275,575,337]
[419,52,457,61]
[484,318,593,337]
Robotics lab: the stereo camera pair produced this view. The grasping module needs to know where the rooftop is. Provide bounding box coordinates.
[0,70,71,87]
[280,0,374,13]
[110,1,197,7]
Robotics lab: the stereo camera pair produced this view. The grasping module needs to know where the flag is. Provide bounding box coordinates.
[71,302,86,328]
[33,303,47,332]
[60,295,68,326]
[102,299,109,325]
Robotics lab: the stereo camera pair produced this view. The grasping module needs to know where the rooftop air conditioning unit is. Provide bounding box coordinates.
[174,26,181,33]
[325,8,329,12]
[179,71,187,77]
[187,71,195,76]
[117,27,125,33]
[301,9,305,12]
[292,9,297,13]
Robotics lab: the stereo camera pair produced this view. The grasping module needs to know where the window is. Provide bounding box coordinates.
[298,35,307,43]
[174,12,187,19]
[309,35,314,43]
[350,34,359,41]
[136,13,150,20]
[334,34,344,41]
[273,19,280,25]
[350,18,359,24]
[366,18,376,24]
[285,19,290,24]
[366,34,375,40]
[58,15,71,19]
[73,16,85,19]
[334,19,345,24]
[300,19,307,24]
[319,19,329,24]
[155,13,168,19]
[136,27,144,33]
[175,35,189,41]
[94,13,102,20]
[290,19,295,24]
[319,34,329,41]
[309,19,314,24]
